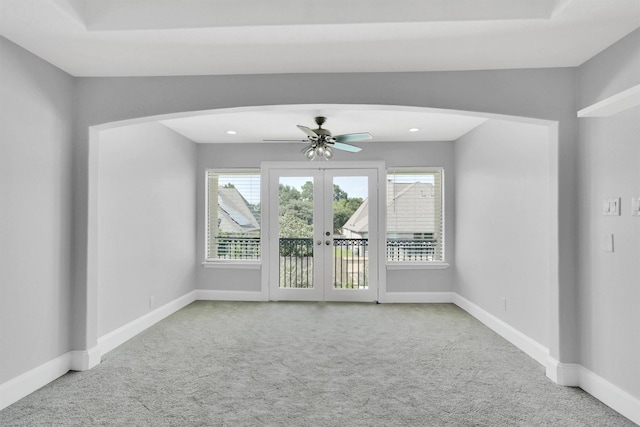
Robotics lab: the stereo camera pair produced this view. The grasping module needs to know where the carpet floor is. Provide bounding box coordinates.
[0,301,635,426]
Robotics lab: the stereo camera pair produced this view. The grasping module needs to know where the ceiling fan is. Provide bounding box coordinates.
[266,116,373,160]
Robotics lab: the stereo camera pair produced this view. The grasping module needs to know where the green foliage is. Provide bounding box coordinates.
[278,184,301,204]
[278,213,313,257]
[285,199,314,224]
[301,181,314,201]
[333,197,363,233]
[279,213,313,238]
[278,181,364,236]
[333,184,348,201]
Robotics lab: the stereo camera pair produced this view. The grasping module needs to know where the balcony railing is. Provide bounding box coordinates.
[213,236,438,288]
[214,236,261,260]
[386,238,437,261]
[276,237,369,289]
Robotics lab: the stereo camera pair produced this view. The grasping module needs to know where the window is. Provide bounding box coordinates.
[206,170,261,261]
[386,169,444,262]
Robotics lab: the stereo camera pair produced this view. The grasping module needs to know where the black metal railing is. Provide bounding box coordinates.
[276,237,369,289]
[278,238,315,288]
[332,238,368,289]
[213,236,438,287]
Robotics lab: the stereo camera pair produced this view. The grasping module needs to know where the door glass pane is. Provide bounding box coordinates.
[278,177,314,288]
[332,176,369,289]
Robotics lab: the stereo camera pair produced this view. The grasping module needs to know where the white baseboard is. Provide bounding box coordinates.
[452,293,550,368]
[3,290,638,425]
[579,365,640,425]
[0,352,71,411]
[454,295,639,425]
[379,291,454,303]
[70,346,101,371]
[1,291,198,411]
[546,358,640,425]
[545,358,581,386]
[97,290,197,356]
[195,289,268,301]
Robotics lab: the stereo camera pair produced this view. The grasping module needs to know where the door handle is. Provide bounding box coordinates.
[316,240,322,245]
[325,240,331,245]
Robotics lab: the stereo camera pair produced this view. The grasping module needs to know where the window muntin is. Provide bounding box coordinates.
[206,171,261,261]
[386,169,444,262]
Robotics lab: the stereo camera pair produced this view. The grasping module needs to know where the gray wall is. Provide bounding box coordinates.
[577,29,640,399]
[74,68,577,362]
[0,38,75,383]
[2,36,585,386]
[455,120,551,347]
[577,30,640,109]
[195,141,455,292]
[3,26,639,407]
[97,123,197,337]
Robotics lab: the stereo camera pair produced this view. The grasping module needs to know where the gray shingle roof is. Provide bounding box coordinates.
[218,187,260,234]
[343,181,436,234]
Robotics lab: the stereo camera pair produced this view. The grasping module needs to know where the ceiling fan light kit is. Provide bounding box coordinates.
[303,141,334,161]
[294,116,371,160]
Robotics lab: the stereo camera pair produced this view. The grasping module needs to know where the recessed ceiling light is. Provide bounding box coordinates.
[226,130,237,135]
[409,128,420,132]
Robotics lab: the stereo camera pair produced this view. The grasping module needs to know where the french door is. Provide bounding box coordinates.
[266,166,379,301]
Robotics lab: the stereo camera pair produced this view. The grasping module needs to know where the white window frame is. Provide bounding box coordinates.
[202,169,262,268]
[385,167,449,270]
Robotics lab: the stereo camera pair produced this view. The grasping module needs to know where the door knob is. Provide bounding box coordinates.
[325,240,331,245]
[316,240,322,245]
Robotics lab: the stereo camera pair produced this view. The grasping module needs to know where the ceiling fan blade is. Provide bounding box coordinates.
[263,139,308,142]
[297,125,319,139]
[332,142,362,153]
[334,132,372,143]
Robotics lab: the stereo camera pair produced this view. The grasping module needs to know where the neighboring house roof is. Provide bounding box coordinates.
[217,187,260,234]
[342,199,369,234]
[343,181,436,234]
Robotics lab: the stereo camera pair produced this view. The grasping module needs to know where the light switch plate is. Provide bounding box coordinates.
[603,198,621,216]
[604,234,614,252]
[632,197,640,216]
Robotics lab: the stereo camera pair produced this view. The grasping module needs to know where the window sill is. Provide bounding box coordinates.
[202,261,261,270]
[386,262,450,270]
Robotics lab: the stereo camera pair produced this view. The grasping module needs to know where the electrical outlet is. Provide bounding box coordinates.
[149,296,155,309]
[603,234,614,252]
[501,297,507,311]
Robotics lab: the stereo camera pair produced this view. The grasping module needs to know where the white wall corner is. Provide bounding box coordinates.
[195,289,269,301]
[545,357,580,386]
[0,352,72,411]
[98,290,197,356]
[452,293,550,367]
[378,291,454,303]
[545,359,640,424]
[70,346,101,371]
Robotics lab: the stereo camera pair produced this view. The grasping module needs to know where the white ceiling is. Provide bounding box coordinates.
[160,106,489,144]
[1,0,637,144]
[0,0,638,77]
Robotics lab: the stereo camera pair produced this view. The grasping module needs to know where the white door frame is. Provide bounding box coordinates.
[261,161,386,302]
